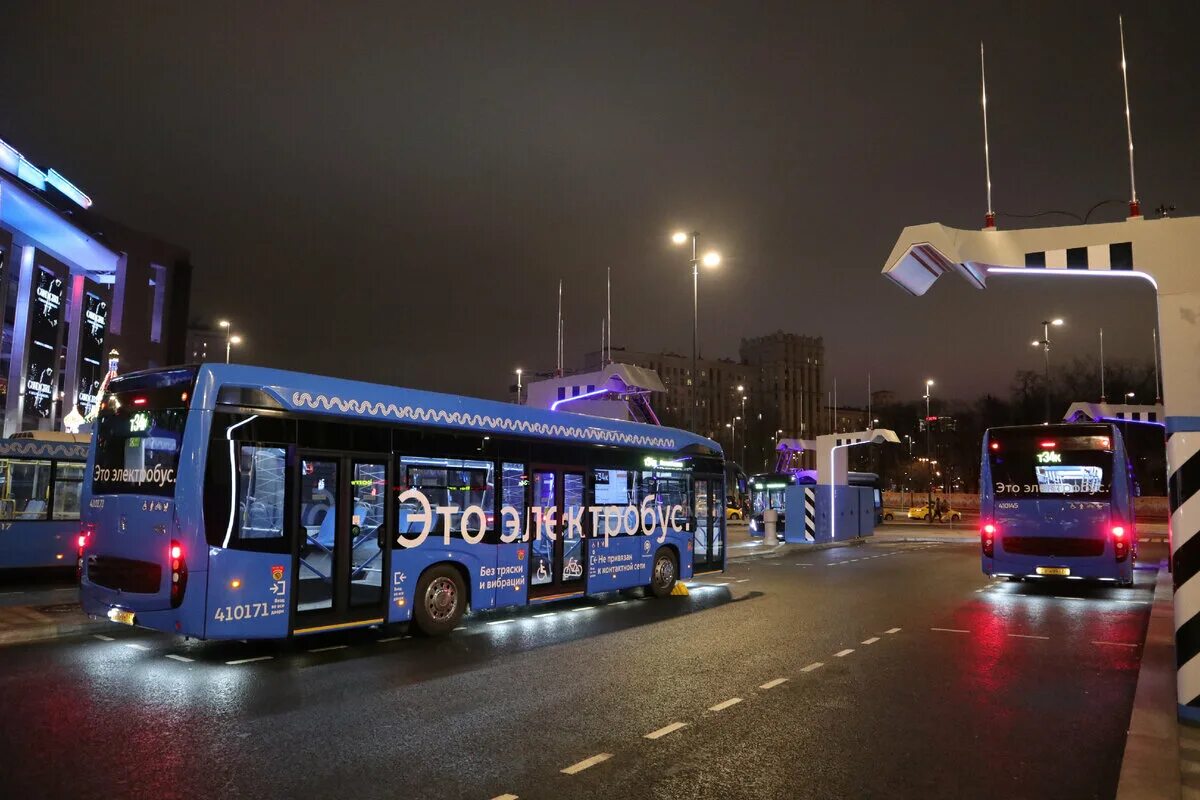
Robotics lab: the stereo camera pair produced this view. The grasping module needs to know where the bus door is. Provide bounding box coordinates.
[527,467,587,599]
[293,452,389,632]
[693,475,725,573]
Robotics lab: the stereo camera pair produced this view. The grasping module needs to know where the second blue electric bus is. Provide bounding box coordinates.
[79,364,726,638]
[980,423,1135,586]
[0,433,89,570]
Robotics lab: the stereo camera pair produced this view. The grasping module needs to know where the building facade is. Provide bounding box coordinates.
[0,136,192,434]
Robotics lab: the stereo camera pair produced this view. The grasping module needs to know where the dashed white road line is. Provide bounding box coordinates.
[609,600,628,606]
[561,753,612,775]
[801,662,824,672]
[1008,633,1050,640]
[885,627,902,634]
[490,794,519,800]
[644,722,688,740]
[759,677,788,689]
[486,619,516,626]
[92,634,114,642]
[308,644,348,653]
[453,625,467,630]
[1094,640,1139,647]
[225,655,273,665]
[376,636,406,643]
[708,697,743,712]
[861,637,880,645]
[735,578,750,583]
[834,648,854,657]
[533,612,556,618]
[164,654,194,662]
[930,627,970,634]
[124,642,150,651]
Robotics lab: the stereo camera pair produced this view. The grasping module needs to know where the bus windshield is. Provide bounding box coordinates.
[988,432,1113,499]
[94,391,190,497]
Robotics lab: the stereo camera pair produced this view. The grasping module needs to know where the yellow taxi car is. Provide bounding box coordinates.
[726,502,745,521]
[906,504,963,522]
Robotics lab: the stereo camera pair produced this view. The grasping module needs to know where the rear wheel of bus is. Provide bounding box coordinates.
[648,548,678,598]
[412,565,466,636]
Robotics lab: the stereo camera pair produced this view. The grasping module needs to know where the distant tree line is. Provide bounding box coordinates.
[850,358,1165,496]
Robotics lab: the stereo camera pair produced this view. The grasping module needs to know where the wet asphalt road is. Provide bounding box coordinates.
[0,539,1163,800]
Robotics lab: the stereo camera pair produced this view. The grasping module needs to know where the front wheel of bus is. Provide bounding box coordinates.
[413,565,466,636]
[648,548,678,598]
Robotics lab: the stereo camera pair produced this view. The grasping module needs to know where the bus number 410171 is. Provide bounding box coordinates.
[214,603,270,622]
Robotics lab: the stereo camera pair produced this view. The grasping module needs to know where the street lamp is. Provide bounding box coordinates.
[1126,391,1136,401]
[226,334,242,364]
[672,230,722,432]
[923,379,934,525]
[515,368,523,405]
[737,385,748,467]
[1031,317,1065,424]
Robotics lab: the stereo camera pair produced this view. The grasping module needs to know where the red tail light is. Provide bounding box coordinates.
[76,523,95,581]
[981,523,996,558]
[169,540,188,608]
[1113,524,1130,563]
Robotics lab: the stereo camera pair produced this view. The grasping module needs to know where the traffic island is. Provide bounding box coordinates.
[0,601,102,646]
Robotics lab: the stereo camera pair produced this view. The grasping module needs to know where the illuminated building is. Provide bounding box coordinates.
[0,136,192,434]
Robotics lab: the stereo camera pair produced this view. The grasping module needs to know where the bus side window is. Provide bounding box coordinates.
[52,462,85,520]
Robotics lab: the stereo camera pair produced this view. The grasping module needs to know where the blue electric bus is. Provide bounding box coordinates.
[79,364,726,638]
[980,423,1135,586]
[0,433,89,570]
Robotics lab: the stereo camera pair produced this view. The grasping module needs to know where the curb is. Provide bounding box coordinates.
[0,603,105,647]
[728,537,867,563]
[1115,561,1181,800]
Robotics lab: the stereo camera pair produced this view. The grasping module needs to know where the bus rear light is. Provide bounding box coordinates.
[1113,524,1130,562]
[76,523,95,580]
[169,540,188,608]
[989,442,1000,451]
[981,523,996,558]
[1039,440,1056,448]
[132,397,147,405]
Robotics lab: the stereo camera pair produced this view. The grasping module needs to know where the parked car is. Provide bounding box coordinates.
[726,501,745,521]
[906,505,963,522]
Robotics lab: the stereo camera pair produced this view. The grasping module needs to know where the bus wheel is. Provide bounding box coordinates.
[413,565,465,635]
[648,548,678,598]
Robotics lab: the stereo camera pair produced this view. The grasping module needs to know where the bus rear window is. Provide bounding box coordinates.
[93,405,187,496]
[989,432,1113,499]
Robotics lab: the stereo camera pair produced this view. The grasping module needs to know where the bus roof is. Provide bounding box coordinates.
[150,364,722,456]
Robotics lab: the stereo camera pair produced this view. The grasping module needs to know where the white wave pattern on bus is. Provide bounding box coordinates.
[289,392,679,449]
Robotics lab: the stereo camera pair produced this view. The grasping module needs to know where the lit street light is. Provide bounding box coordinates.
[672,230,722,432]
[923,379,934,525]
[1032,317,1065,424]
[226,334,243,364]
[515,368,523,405]
[737,385,748,467]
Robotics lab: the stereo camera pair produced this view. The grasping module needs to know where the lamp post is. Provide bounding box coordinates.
[672,230,721,432]
[225,333,242,364]
[737,384,748,467]
[924,379,934,525]
[515,368,523,405]
[1032,318,1064,424]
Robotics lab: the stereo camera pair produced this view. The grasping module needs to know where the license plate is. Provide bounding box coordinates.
[108,608,135,626]
[1036,567,1070,576]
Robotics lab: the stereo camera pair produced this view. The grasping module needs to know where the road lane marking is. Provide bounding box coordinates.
[609,600,628,606]
[930,627,970,633]
[709,697,743,712]
[124,642,150,651]
[834,648,855,657]
[644,722,688,740]
[92,634,114,641]
[225,655,273,665]
[164,654,193,662]
[1008,633,1050,640]
[533,612,557,618]
[801,662,823,672]
[561,753,612,775]
[486,619,516,626]
[861,637,880,645]
[736,578,750,583]
[885,627,901,634]
[376,636,406,643]
[453,626,467,630]
[759,677,788,689]
[308,644,348,653]
[1094,641,1139,647]
[490,794,519,800]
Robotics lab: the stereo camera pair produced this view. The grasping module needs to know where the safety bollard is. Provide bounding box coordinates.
[764,508,778,542]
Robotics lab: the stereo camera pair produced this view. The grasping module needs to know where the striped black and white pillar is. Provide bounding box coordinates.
[803,487,817,542]
[1170,420,1200,718]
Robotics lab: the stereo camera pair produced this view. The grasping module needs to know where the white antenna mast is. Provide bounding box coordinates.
[1099,327,1107,403]
[556,279,563,376]
[981,42,996,229]
[1153,327,1162,403]
[606,266,612,365]
[1119,15,1141,218]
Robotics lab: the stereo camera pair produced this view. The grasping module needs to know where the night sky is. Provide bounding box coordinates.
[2,2,1197,407]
